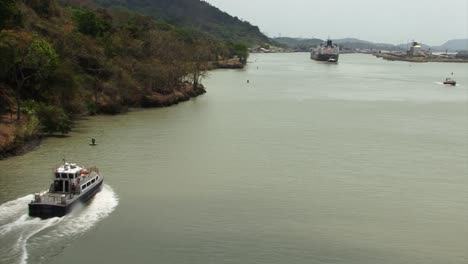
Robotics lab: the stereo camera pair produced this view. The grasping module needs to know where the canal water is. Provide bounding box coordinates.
[1,53,467,264]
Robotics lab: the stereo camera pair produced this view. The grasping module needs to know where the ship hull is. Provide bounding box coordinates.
[29,179,103,219]
[312,53,339,62]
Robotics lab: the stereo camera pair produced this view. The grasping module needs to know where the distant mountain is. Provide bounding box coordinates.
[90,0,270,45]
[396,40,468,52]
[272,37,405,52]
[273,37,468,52]
[436,39,468,51]
[273,37,323,51]
[332,38,372,44]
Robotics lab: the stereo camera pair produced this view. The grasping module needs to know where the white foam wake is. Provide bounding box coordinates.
[0,195,34,225]
[0,184,119,264]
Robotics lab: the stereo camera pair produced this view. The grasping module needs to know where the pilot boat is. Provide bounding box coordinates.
[443,78,456,86]
[29,162,104,219]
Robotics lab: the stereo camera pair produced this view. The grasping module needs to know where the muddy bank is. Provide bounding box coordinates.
[0,137,42,160]
[141,82,206,108]
[212,58,246,69]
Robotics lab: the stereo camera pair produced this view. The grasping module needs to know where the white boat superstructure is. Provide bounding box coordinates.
[29,162,104,218]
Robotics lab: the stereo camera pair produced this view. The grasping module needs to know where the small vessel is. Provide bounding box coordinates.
[29,162,104,219]
[443,78,456,86]
[311,38,340,63]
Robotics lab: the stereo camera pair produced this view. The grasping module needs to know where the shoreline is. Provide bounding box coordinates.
[0,83,207,160]
[0,57,247,160]
[374,53,468,63]
[0,137,42,160]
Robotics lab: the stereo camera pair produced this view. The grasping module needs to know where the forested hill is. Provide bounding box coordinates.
[91,0,271,45]
[1,0,251,155]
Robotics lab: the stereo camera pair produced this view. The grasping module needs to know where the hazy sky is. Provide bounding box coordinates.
[205,0,468,45]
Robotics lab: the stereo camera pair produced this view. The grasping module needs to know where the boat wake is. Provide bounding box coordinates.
[0,185,118,264]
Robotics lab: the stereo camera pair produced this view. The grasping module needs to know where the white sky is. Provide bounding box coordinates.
[204,0,468,45]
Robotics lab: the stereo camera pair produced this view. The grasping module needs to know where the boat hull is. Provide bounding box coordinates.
[29,179,103,219]
[312,53,339,62]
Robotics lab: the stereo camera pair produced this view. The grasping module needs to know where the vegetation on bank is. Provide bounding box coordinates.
[93,0,271,46]
[0,0,249,157]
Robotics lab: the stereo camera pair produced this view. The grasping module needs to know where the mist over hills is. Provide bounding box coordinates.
[273,37,468,52]
[90,0,271,45]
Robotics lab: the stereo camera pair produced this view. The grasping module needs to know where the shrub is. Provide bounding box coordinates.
[35,104,72,134]
[15,115,41,143]
[72,9,111,37]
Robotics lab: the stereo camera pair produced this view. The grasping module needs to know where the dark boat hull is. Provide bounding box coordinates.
[29,180,103,219]
[312,53,339,62]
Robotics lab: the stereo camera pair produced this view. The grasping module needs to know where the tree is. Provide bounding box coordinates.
[23,0,60,18]
[0,31,59,120]
[35,104,72,134]
[227,42,249,64]
[72,8,111,37]
[0,0,22,30]
[187,40,211,88]
[0,84,14,117]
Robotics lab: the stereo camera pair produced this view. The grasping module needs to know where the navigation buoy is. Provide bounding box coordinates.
[90,138,97,146]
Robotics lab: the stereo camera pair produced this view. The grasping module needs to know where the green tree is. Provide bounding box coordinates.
[35,104,72,134]
[227,42,249,64]
[72,9,111,37]
[0,31,59,120]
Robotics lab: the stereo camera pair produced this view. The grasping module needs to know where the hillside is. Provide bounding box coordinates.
[0,0,249,157]
[90,0,271,45]
[273,37,322,51]
[436,39,468,51]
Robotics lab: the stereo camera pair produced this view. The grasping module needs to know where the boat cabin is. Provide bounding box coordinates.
[52,163,98,194]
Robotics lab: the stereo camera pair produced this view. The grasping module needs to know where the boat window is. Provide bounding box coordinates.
[91,179,96,184]
[96,176,99,180]
[55,173,60,178]
[82,184,87,190]
[87,182,90,187]
[61,173,67,179]
[69,173,74,179]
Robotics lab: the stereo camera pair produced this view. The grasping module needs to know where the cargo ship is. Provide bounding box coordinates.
[311,39,340,62]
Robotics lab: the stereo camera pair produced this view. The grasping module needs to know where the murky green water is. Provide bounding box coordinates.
[1,53,468,264]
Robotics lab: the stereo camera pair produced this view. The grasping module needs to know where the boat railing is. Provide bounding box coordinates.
[88,166,100,174]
